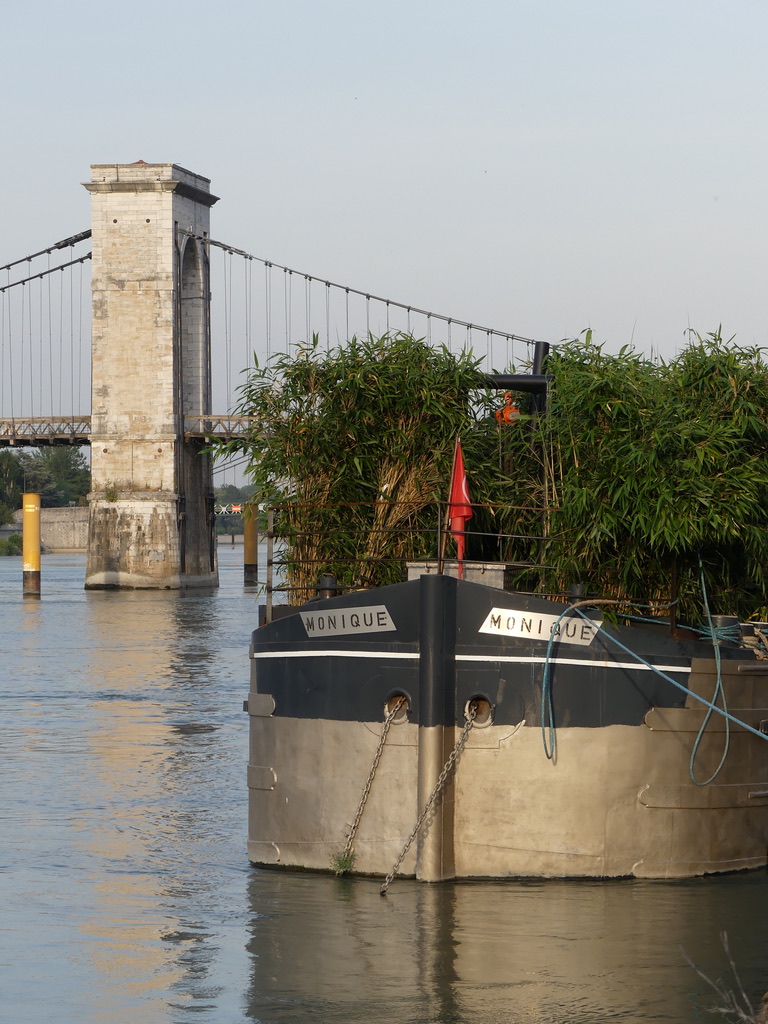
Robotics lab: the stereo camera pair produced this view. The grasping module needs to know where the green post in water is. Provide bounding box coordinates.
[22,493,41,597]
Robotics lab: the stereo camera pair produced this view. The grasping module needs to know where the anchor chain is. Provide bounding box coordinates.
[380,703,477,896]
[335,696,407,873]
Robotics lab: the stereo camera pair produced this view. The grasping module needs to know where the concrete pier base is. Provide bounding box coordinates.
[85,496,217,589]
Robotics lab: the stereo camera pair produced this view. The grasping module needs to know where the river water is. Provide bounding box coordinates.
[2,548,768,1023]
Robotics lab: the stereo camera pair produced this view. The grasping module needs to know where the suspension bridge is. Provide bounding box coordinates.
[0,161,543,589]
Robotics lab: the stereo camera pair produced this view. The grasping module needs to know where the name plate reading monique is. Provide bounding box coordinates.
[479,608,602,646]
[300,605,396,637]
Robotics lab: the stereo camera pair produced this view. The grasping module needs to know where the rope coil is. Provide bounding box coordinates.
[542,604,768,768]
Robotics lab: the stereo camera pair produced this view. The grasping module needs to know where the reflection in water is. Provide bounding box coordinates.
[244,871,768,1023]
[2,552,253,1023]
[73,588,248,1022]
[76,599,184,1022]
[2,551,768,1023]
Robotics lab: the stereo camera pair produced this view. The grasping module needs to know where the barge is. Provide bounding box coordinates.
[245,569,768,881]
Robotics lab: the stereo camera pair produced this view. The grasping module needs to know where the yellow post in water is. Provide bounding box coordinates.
[22,493,41,597]
[243,507,258,586]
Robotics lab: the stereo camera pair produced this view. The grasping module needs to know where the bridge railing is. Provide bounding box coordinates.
[184,416,261,439]
[0,415,261,447]
[0,417,92,446]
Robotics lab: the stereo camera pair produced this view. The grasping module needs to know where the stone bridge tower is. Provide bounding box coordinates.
[84,162,219,589]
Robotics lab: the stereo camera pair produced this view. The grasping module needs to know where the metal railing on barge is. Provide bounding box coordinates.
[253,499,560,625]
[241,499,690,637]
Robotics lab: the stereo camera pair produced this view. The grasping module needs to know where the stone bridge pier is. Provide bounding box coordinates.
[84,162,219,589]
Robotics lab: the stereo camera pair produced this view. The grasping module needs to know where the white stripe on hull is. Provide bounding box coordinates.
[252,648,692,675]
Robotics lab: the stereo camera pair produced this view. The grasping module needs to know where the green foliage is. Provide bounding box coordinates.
[0,450,23,525]
[211,328,768,622]
[0,446,91,552]
[212,332,497,595]
[330,849,356,876]
[0,533,23,556]
[4,447,91,508]
[0,502,15,528]
[497,330,768,619]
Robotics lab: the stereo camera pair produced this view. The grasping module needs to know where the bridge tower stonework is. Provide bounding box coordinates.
[84,162,219,589]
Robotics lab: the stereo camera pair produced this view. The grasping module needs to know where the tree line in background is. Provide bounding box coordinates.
[214,483,255,536]
[212,329,768,622]
[0,447,253,552]
[0,447,91,527]
[0,447,91,554]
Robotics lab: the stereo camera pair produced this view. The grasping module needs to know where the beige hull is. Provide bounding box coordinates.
[247,682,768,880]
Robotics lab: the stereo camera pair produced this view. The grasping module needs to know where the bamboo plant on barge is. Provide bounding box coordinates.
[537,331,768,620]
[214,332,502,597]
[213,329,768,622]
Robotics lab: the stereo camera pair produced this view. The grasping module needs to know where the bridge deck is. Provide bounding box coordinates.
[0,416,260,446]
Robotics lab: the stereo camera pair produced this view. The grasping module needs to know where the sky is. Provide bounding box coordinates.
[3,0,768,363]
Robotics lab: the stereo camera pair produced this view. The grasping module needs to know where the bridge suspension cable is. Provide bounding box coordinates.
[196,233,547,353]
[1,220,549,482]
[1,231,91,427]
[0,252,92,293]
[0,230,92,275]
[193,230,554,488]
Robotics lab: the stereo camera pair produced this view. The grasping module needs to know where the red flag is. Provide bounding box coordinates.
[448,439,472,578]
